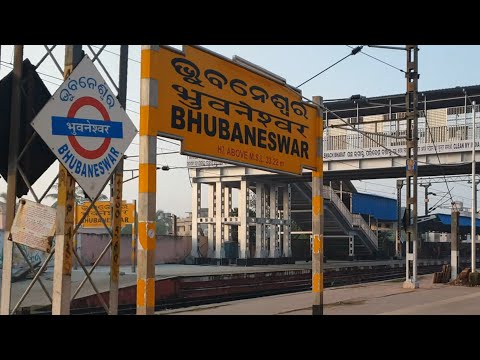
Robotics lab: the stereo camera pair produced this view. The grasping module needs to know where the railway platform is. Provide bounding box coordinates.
[0,259,451,313]
[157,273,480,315]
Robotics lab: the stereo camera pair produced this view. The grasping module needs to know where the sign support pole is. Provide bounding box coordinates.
[0,45,24,315]
[132,199,137,273]
[138,45,158,315]
[312,95,324,315]
[109,45,128,315]
[52,45,83,315]
[73,208,78,270]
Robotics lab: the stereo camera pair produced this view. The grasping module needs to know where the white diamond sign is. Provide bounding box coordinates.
[31,55,137,199]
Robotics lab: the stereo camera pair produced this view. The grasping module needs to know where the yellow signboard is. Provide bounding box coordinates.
[75,201,135,228]
[141,45,321,175]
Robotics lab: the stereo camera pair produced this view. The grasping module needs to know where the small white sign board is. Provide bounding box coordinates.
[11,199,56,253]
[31,55,137,199]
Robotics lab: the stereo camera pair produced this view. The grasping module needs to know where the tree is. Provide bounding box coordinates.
[155,209,172,235]
[46,185,108,208]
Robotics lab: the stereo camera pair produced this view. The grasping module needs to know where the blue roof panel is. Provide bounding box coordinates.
[352,192,397,221]
[437,213,480,229]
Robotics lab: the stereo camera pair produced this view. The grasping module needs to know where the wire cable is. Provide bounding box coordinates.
[157,136,181,147]
[91,45,141,64]
[422,97,458,210]
[297,46,363,88]
[346,45,405,73]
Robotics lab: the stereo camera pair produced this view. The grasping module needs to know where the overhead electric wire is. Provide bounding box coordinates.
[157,136,181,147]
[125,151,180,158]
[423,98,458,210]
[3,45,473,205]
[346,45,405,73]
[296,46,363,88]
[1,61,63,86]
[91,45,141,64]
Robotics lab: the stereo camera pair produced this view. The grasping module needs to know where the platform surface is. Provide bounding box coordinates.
[0,259,448,309]
[156,274,480,315]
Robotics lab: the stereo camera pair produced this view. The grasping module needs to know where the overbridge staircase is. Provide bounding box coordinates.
[291,183,378,258]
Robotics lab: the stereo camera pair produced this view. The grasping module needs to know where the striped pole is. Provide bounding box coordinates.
[51,45,83,315]
[109,44,128,315]
[132,199,137,273]
[312,96,324,315]
[138,45,159,315]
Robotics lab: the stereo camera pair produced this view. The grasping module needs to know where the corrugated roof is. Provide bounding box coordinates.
[437,213,480,228]
[352,192,397,222]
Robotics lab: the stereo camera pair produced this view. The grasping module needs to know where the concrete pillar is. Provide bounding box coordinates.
[239,180,248,259]
[340,180,343,201]
[312,95,324,315]
[269,185,278,258]
[396,180,403,259]
[263,188,268,256]
[223,185,231,251]
[207,184,215,258]
[137,45,159,315]
[349,236,355,260]
[191,182,201,258]
[283,185,291,257]
[255,182,264,258]
[215,181,223,259]
[451,209,459,280]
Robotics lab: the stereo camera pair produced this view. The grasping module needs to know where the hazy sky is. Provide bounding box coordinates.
[1,45,479,217]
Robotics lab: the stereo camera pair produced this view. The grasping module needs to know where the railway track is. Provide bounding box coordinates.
[24,263,443,315]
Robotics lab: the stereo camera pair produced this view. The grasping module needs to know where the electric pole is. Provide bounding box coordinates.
[404,45,419,289]
[396,179,403,259]
[472,100,477,272]
[420,183,432,216]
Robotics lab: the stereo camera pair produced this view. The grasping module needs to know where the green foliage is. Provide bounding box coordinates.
[155,209,172,235]
[291,219,307,239]
[46,185,108,208]
[378,230,395,243]
[122,223,133,235]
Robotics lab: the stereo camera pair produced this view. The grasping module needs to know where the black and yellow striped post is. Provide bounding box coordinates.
[138,45,159,315]
[52,45,83,315]
[312,95,324,315]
